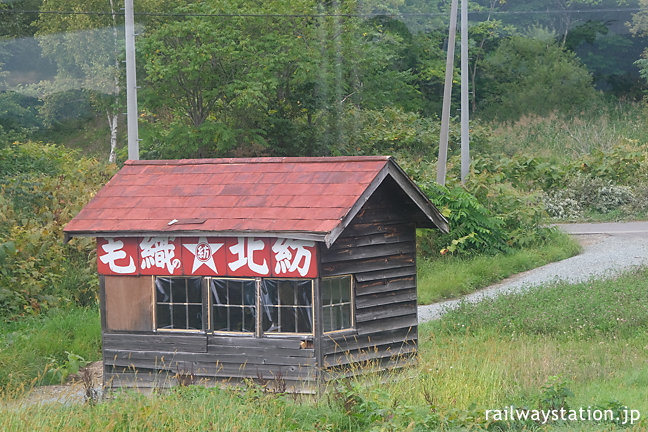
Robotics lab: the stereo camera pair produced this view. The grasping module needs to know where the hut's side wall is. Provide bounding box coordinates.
[319,178,418,371]
[100,278,315,391]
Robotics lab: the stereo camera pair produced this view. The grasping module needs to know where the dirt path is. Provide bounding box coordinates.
[2,361,104,408]
[418,223,648,322]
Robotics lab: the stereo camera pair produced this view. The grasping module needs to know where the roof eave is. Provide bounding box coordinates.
[64,230,328,244]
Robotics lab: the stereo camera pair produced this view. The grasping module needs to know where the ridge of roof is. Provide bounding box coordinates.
[125,156,392,166]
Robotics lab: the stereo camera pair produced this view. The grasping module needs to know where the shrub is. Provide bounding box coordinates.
[478,36,597,122]
[0,141,116,321]
[543,190,583,219]
[544,174,635,218]
[419,182,509,256]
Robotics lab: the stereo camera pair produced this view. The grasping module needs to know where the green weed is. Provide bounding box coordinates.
[417,231,581,304]
[0,307,101,392]
[435,267,648,339]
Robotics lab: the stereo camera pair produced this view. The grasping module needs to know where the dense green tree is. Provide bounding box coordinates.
[137,0,435,158]
[477,36,597,121]
[629,0,648,86]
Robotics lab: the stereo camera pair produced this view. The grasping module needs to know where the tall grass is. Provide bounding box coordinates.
[417,231,581,304]
[0,307,101,392]
[486,101,648,158]
[2,268,647,430]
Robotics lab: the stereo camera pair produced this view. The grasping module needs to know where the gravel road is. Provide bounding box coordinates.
[418,224,648,323]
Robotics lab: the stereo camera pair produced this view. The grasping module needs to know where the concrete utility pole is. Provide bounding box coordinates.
[125,0,139,160]
[460,0,470,183]
[436,0,458,186]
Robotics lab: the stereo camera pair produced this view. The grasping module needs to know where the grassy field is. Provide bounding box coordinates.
[0,308,101,391]
[417,231,581,304]
[486,102,648,158]
[2,266,647,430]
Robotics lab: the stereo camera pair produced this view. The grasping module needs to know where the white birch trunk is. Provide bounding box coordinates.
[108,111,118,163]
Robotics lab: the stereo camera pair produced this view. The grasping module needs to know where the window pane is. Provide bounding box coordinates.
[156,277,204,331]
[242,306,256,332]
[243,281,255,306]
[340,304,351,329]
[296,280,312,306]
[229,307,244,332]
[211,279,256,333]
[212,305,228,331]
[263,307,279,332]
[296,307,313,333]
[279,307,296,333]
[261,279,313,334]
[228,281,243,306]
[261,279,278,306]
[278,281,293,305]
[157,303,171,329]
[340,277,351,302]
[172,305,187,329]
[188,305,202,330]
[321,279,332,306]
[210,279,226,305]
[155,277,172,303]
[171,279,187,303]
[322,276,353,333]
[187,277,202,303]
[322,306,332,333]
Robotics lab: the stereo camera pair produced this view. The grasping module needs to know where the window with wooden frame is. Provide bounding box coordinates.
[260,279,313,335]
[210,278,256,334]
[321,275,354,333]
[154,276,315,335]
[155,277,203,331]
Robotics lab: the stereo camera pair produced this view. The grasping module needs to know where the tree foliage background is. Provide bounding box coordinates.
[0,0,648,319]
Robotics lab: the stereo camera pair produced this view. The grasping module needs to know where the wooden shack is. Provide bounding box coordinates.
[64,156,448,391]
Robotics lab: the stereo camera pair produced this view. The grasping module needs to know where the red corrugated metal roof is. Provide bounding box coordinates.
[64,156,448,245]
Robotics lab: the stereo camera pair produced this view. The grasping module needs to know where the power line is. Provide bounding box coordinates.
[0,7,643,18]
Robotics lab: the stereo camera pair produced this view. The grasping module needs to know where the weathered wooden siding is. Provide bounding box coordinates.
[320,178,419,371]
[104,276,153,331]
[102,332,316,391]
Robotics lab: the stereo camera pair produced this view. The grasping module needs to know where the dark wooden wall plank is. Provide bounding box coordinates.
[355,276,416,295]
[320,241,416,263]
[355,288,417,309]
[103,333,208,353]
[354,266,417,282]
[319,178,421,374]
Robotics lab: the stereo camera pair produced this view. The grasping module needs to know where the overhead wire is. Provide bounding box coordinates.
[0,7,642,18]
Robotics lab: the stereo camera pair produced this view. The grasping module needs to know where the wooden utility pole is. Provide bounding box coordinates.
[436,0,458,186]
[460,0,470,183]
[125,0,139,160]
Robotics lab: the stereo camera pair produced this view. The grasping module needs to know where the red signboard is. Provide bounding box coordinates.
[138,237,183,276]
[181,237,228,276]
[225,237,272,277]
[270,238,318,278]
[97,236,318,278]
[97,237,139,275]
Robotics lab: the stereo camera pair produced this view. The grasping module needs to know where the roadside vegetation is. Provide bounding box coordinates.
[2,268,648,430]
[1,0,648,428]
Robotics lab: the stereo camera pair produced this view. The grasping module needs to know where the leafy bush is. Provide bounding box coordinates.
[544,174,635,219]
[543,190,583,219]
[418,182,509,256]
[41,351,88,385]
[0,141,116,321]
[478,36,597,122]
[332,106,440,159]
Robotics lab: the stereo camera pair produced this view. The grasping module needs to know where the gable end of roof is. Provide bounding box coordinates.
[324,158,449,247]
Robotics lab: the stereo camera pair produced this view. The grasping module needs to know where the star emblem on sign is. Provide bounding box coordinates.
[183,237,224,274]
